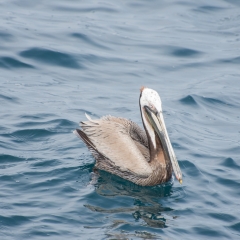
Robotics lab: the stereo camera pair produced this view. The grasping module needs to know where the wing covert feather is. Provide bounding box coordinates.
[81,116,152,177]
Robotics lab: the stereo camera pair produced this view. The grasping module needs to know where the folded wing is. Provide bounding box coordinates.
[74,115,152,178]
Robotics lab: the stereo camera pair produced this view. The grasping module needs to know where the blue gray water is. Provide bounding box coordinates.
[1,0,240,239]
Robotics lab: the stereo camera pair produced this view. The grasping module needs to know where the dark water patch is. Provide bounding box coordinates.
[56,6,118,13]
[31,159,60,168]
[194,95,232,108]
[220,157,240,170]
[62,185,79,194]
[0,56,34,69]
[79,163,95,172]
[229,222,240,233]
[218,56,240,64]
[28,163,77,174]
[19,48,81,69]
[27,178,66,189]
[0,126,10,134]
[0,215,32,227]
[79,53,126,64]
[25,164,90,184]
[41,216,63,225]
[0,175,14,183]
[167,46,202,58]
[0,93,19,103]
[27,230,60,237]
[216,177,240,189]
[179,95,198,107]
[193,5,226,13]
[193,226,228,238]
[71,33,110,50]
[10,129,55,142]
[15,118,76,129]
[208,212,237,222]
[54,119,77,128]
[0,32,12,41]
[0,154,25,164]
[93,96,110,100]
[179,160,200,177]
[20,113,57,120]
[90,171,176,205]
[85,203,170,229]
[190,153,214,159]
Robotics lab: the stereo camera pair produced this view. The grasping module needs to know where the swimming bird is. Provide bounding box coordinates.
[74,87,182,186]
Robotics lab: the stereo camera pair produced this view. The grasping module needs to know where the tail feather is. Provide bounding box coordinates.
[73,129,107,162]
[73,129,95,150]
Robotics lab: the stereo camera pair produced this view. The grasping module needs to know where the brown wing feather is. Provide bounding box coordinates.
[74,129,106,161]
[76,115,152,178]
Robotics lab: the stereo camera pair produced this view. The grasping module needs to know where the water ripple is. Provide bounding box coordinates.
[0,57,34,69]
[1,0,240,239]
[0,32,12,41]
[71,33,111,50]
[19,48,81,69]
[179,95,198,106]
[169,47,202,58]
[193,5,226,13]
[220,157,240,170]
[0,94,19,103]
[218,56,240,64]
[55,6,118,13]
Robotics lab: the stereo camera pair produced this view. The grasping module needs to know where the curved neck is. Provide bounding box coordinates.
[139,103,158,163]
[139,102,172,175]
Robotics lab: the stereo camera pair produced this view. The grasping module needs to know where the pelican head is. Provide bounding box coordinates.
[140,87,183,184]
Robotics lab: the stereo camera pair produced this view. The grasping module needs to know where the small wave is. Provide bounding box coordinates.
[193,225,228,238]
[0,154,25,164]
[180,94,233,109]
[167,46,202,58]
[56,6,118,13]
[198,96,229,106]
[229,222,240,233]
[10,129,54,142]
[216,177,240,189]
[15,118,76,129]
[20,113,56,120]
[71,33,110,50]
[220,157,240,170]
[218,56,240,64]
[193,5,226,13]
[0,93,19,103]
[180,160,201,178]
[179,95,198,106]
[0,56,34,69]
[0,32,12,40]
[208,212,237,222]
[0,215,32,227]
[19,48,82,69]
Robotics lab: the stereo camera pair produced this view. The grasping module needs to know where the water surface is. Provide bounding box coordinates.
[1,0,240,239]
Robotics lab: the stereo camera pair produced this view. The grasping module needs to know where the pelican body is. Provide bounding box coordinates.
[74,87,182,186]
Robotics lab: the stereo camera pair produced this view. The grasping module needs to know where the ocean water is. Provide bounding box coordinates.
[1,0,240,239]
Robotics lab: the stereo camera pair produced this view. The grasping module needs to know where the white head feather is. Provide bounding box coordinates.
[140,88,162,148]
[140,88,162,113]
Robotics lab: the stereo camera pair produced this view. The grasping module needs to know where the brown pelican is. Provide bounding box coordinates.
[74,87,182,186]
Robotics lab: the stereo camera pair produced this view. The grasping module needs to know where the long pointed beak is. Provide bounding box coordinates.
[145,107,183,184]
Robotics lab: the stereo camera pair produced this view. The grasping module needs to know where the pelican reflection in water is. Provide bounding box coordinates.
[74,87,182,186]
